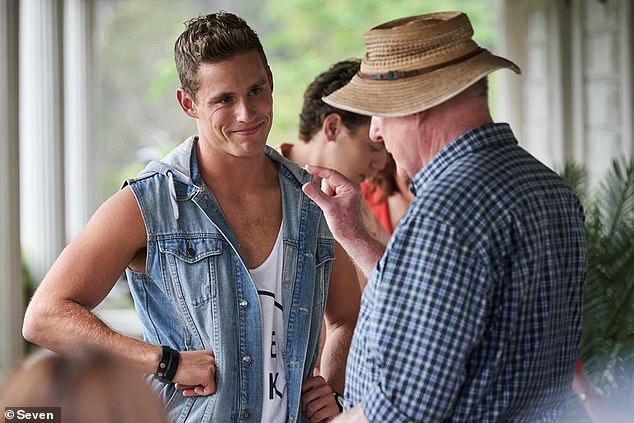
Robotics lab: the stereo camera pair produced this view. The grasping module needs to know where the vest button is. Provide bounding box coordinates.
[240,410,251,419]
[239,299,248,308]
[241,355,252,365]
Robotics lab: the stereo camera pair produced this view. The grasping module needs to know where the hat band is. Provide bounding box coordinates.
[358,47,485,81]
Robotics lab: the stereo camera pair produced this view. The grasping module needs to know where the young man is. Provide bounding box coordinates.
[303,12,587,422]
[278,60,387,186]
[277,59,390,249]
[23,12,360,422]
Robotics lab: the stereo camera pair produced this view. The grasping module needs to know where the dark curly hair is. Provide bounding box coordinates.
[174,12,268,102]
[298,59,370,142]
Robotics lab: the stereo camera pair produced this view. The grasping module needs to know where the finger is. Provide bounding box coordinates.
[302,182,334,211]
[181,388,198,397]
[303,164,331,177]
[301,376,327,393]
[305,395,336,419]
[301,387,317,405]
[175,383,196,390]
[194,384,216,396]
[301,389,323,406]
[321,177,336,197]
[304,165,342,184]
[301,384,332,405]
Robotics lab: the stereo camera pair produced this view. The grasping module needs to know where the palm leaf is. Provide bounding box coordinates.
[561,158,634,400]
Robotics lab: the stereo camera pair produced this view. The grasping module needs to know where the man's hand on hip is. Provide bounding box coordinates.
[173,350,217,397]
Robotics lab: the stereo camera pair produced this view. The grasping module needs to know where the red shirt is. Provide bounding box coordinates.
[361,182,393,234]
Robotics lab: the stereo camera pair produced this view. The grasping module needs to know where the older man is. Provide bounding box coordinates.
[303,11,587,422]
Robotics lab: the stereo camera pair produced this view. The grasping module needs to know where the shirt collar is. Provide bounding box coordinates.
[410,123,517,196]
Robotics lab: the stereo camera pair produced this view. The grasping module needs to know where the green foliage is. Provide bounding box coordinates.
[259,0,498,142]
[96,0,498,202]
[143,0,498,143]
[560,158,634,411]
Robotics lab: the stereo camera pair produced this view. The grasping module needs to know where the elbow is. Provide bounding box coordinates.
[22,298,50,345]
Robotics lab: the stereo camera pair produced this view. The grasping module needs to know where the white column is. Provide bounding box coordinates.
[65,0,94,240]
[496,0,526,140]
[619,0,632,156]
[0,0,24,381]
[19,0,66,283]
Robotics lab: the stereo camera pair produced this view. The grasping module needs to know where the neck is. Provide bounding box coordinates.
[428,95,492,146]
[196,142,277,193]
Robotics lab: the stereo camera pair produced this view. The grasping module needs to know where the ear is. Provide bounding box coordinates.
[176,87,198,119]
[322,113,342,142]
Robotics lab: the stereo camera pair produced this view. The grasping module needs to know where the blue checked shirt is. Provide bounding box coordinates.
[345,123,587,422]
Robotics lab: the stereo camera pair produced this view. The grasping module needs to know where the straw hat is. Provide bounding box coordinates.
[323,12,521,117]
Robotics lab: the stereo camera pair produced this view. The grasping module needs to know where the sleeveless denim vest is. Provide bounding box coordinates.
[124,137,334,422]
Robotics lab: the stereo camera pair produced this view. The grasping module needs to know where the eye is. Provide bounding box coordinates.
[219,95,233,104]
[249,87,263,96]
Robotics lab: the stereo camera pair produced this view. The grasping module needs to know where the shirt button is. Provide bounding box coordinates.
[241,355,252,365]
[241,410,251,419]
[239,299,248,308]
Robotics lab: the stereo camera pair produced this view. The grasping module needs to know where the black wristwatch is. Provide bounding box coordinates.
[333,392,344,412]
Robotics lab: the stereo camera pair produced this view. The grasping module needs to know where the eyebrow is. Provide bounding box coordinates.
[206,77,270,105]
[250,77,271,92]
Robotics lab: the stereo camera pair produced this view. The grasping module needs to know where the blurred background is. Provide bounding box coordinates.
[91,0,502,201]
[1,0,632,420]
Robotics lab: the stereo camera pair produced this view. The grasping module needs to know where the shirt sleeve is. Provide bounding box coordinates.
[361,214,490,422]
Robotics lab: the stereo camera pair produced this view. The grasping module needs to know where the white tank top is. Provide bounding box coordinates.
[248,221,287,422]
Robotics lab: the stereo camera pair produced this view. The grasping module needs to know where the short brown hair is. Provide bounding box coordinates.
[174,12,268,101]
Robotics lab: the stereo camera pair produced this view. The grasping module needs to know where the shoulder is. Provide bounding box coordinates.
[79,187,147,252]
[273,142,293,159]
[266,144,312,186]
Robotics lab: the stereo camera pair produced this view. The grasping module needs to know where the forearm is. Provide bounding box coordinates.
[23,297,160,373]
[24,295,217,395]
[337,233,385,279]
[320,322,354,394]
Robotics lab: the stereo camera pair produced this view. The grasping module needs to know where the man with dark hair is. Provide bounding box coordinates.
[277,59,389,249]
[304,12,587,422]
[281,59,387,185]
[23,12,360,422]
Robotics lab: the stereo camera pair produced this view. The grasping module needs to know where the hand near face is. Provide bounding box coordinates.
[302,165,365,244]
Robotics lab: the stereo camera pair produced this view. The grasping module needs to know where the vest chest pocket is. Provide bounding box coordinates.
[158,236,223,307]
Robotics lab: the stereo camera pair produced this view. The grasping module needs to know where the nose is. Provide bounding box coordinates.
[369,117,383,143]
[235,97,256,122]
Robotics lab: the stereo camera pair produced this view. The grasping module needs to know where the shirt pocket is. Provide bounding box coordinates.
[158,236,223,307]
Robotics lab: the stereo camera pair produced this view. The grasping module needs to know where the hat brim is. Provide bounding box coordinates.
[323,50,520,118]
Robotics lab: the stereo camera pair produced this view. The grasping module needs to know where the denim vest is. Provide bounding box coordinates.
[124,137,334,422]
